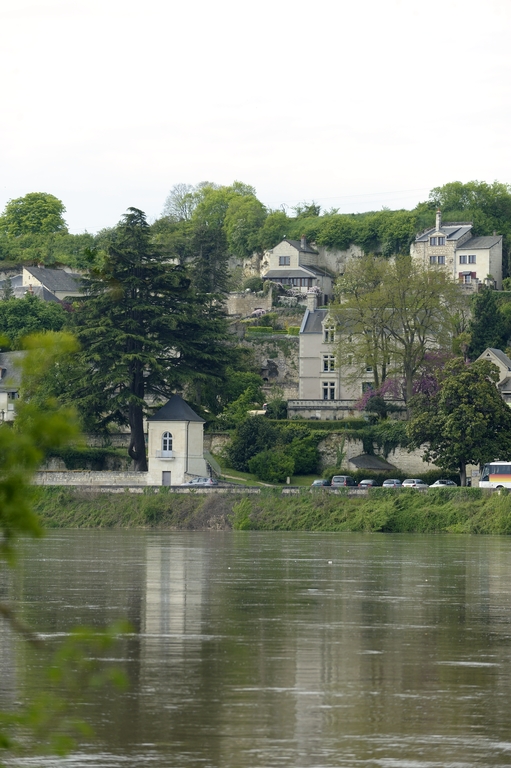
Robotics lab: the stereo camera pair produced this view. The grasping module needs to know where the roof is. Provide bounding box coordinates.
[147,394,205,423]
[415,224,472,242]
[24,266,81,294]
[349,454,396,471]
[264,267,318,279]
[12,285,62,302]
[284,239,318,255]
[498,376,511,392]
[456,236,502,250]
[0,351,25,390]
[480,348,511,370]
[300,308,328,334]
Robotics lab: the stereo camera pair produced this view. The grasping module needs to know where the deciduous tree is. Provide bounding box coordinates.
[407,358,511,486]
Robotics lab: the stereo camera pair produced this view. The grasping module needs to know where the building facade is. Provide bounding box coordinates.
[411,210,503,290]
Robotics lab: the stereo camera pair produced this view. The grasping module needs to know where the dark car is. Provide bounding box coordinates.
[181,477,218,487]
[358,479,379,488]
[331,475,357,487]
[311,478,331,487]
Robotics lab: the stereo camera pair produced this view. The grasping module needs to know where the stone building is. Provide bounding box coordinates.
[147,395,209,486]
[262,237,334,303]
[411,210,503,290]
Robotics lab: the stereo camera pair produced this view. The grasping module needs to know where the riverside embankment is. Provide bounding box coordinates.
[33,486,511,534]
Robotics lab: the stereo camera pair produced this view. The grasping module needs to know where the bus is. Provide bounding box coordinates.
[479,461,511,489]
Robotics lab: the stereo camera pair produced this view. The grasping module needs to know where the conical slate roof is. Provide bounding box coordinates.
[147,394,205,423]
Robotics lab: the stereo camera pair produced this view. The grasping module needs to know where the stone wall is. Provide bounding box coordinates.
[34,471,149,487]
[241,334,299,395]
[226,292,273,317]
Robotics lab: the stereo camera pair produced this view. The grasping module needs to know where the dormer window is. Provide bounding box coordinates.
[324,326,335,343]
[430,236,445,246]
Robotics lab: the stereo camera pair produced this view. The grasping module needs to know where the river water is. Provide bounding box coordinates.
[2,531,511,767]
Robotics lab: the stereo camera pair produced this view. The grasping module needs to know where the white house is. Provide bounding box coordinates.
[288,293,375,419]
[0,352,22,422]
[411,210,503,290]
[262,237,334,303]
[147,395,209,485]
[22,266,83,301]
[477,348,511,405]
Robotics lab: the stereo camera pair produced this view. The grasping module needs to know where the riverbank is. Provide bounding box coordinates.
[32,486,511,534]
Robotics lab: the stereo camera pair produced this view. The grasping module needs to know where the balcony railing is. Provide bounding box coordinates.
[155,450,174,459]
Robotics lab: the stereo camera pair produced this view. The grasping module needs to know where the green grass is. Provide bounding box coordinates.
[32,486,511,535]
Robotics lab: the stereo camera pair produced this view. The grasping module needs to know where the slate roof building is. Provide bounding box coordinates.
[411,210,503,289]
[477,348,511,405]
[22,266,83,301]
[146,394,209,485]
[262,236,334,303]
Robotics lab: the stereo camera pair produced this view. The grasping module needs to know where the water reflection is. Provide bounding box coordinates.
[2,532,511,767]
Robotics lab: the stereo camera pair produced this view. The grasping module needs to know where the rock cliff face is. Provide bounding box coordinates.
[241,334,299,399]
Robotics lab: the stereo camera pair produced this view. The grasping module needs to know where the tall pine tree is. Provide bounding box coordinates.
[70,208,230,471]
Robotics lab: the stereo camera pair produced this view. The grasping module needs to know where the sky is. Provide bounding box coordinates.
[1,0,510,234]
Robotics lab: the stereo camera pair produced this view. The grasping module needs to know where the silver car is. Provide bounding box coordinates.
[402,479,429,489]
[181,477,218,486]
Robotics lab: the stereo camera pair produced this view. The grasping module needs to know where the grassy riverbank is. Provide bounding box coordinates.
[32,486,511,534]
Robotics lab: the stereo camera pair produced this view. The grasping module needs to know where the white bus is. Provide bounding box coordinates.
[479,461,511,489]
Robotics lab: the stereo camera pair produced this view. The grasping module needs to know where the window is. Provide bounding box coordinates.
[362,382,374,394]
[430,255,437,264]
[365,366,373,373]
[323,355,335,372]
[438,255,445,265]
[463,274,472,284]
[430,237,437,246]
[459,255,467,264]
[438,236,445,245]
[162,432,173,452]
[278,256,290,266]
[469,254,476,264]
[324,326,335,343]
[323,382,335,400]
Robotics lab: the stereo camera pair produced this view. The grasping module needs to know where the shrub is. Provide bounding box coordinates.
[243,276,263,292]
[248,450,295,483]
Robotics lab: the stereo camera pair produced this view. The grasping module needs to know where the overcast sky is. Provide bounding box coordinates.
[1,0,510,234]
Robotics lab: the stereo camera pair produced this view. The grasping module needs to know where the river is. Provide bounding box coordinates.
[1,531,511,767]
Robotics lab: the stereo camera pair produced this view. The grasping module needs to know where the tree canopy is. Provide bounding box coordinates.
[64,208,232,470]
[0,193,67,236]
[407,358,511,485]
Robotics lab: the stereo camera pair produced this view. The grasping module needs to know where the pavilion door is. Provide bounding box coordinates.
[162,471,171,486]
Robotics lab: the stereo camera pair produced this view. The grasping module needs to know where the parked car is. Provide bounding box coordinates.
[181,477,218,486]
[358,479,379,488]
[429,479,457,488]
[311,478,331,487]
[382,479,403,488]
[331,475,357,487]
[402,479,429,489]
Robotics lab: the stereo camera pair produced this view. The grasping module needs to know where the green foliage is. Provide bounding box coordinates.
[225,416,278,470]
[468,286,508,358]
[408,357,511,485]
[216,385,265,429]
[264,399,288,420]
[286,437,319,474]
[259,211,289,250]
[66,208,231,470]
[224,195,267,257]
[0,333,79,562]
[242,276,263,292]
[248,449,295,483]
[0,193,67,236]
[0,295,67,348]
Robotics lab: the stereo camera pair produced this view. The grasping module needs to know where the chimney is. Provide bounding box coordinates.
[300,234,307,250]
[306,290,317,312]
[436,209,442,231]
